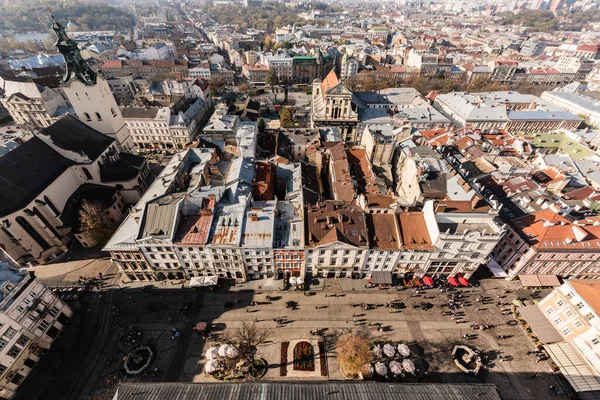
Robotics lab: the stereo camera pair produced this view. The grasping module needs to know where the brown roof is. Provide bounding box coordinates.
[329,142,355,202]
[101,60,122,69]
[434,196,491,213]
[306,201,369,248]
[569,280,600,314]
[175,210,213,245]
[398,212,433,250]
[366,213,401,250]
[347,147,377,187]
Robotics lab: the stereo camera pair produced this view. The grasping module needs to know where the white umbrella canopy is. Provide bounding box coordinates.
[289,276,297,285]
[375,362,387,376]
[383,343,396,358]
[226,345,240,358]
[398,344,410,357]
[297,277,304,284]
[402,359,415,373]
[205,359,219,373]
[389,360,403,374]
[205,346,218,359]
[372,345,383,358]
[218,344,230,357]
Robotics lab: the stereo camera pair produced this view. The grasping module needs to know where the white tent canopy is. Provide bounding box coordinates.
[398,344,410,357]
[297,277,304,284]
[289,276,297,285]
[205,359,219,373]
[402,359,415,373]
[205,346,218,359]
[218,344,231,357]
[375,362,387,376]
[226,346,239,358]
[389,360,403,374]
[383,344,396,358]
[372,345,382,358]
[190,276,219,288]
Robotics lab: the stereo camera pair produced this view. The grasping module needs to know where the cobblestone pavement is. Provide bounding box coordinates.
[16,278,571,400]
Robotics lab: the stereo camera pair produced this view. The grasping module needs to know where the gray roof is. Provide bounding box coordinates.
[507,110,581,122]
[0,137,70,217]
[543,91,600,114]
[120,107,160,119]
[41,114,114,161]
[113,382,502,400]
[139,194,183,239]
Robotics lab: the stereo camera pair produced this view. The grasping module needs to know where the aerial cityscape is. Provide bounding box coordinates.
[1,0,600,399]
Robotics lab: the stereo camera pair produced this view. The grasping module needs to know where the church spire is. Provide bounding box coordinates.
[48,10,97,86]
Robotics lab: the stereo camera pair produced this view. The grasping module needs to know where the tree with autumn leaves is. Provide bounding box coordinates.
[336,333,371,378]
[78,200,115,244]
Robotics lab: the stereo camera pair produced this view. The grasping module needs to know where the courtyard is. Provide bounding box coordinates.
[16,277,573,400]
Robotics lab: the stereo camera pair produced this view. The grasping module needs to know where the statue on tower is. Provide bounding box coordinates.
[48,10,97,86]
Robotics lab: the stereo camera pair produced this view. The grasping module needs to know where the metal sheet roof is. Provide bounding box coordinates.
[113,382,502,400]
[519,274,561,287]
[546,342,600,394]
[518,305,564,344]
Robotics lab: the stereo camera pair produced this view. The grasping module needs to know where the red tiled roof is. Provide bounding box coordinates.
[101,60,122,69]
[306,201,369,248]
[399,212,433,251]
[321,69,340,95]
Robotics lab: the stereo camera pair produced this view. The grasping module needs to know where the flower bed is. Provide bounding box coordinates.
[293,341,315,371]
[280,342,289,377]
[318,341,327,376]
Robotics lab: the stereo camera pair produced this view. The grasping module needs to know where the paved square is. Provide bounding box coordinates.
[15,278,572,400]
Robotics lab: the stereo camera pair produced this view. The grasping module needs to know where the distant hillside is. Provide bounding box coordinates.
[0,0,135,32]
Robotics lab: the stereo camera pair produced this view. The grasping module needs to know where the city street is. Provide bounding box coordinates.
[15,277,573,400]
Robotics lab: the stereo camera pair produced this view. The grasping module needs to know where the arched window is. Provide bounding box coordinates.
[43,196,59,216]
[84,112,91,121]
[33,207,61,239]
[111,108,117,117]
[95,112,102,121]
[16,216,50,251]
[82,167,93,180]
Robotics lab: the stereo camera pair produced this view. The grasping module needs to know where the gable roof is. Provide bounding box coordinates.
[569,280,600,314]
[0,137,71,217]
[321,69,340,96]
[40,114,114,161]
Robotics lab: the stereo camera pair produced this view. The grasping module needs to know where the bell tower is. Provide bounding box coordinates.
[49,12,134,151]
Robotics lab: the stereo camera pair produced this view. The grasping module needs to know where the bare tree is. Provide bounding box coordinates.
[336,332,371,378]
[235,321,270,362]
[78,200,115,243]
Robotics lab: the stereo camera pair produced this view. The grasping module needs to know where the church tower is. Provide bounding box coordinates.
[50,13,134,152]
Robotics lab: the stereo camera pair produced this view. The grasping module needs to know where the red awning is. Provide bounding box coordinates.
[422,276,434,286]
[458,276,469,287]
[448,276,458,287]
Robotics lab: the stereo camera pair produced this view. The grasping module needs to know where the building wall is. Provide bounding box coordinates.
[62,78,134,151]
[0,275,73,399]
[304,245,368,277]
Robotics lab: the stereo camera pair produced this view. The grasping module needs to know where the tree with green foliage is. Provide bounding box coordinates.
[279,107,294,128]
[266,67,279,93]
[257,118,266,133]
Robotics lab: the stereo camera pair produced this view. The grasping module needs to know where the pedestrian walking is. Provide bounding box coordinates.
[353,318,357,326]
